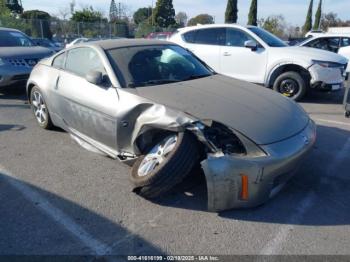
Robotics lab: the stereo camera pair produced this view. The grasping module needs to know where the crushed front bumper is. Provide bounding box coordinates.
[201,120,316,212]
[309,64,346,92]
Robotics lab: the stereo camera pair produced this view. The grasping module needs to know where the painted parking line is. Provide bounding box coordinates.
[260,137,350,255]
[313,118,350,127]
[0,164,112,256]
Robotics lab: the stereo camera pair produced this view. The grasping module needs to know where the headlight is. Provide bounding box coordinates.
[0,58,5,66]
[312,60,344,68]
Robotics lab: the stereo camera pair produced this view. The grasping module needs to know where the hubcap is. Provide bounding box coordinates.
[138,134,178,177]
[280,79,299,97]
[32,91,47,124]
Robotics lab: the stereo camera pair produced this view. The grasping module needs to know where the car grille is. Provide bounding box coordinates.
[12,74,30,81]
[6,58,39,67]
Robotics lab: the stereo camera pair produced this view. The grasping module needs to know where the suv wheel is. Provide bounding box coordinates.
[273,72,307,101]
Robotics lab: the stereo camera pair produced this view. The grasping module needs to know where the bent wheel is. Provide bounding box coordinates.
[131,132,199,199]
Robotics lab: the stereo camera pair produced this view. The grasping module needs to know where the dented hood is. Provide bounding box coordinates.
[135,74,309,145]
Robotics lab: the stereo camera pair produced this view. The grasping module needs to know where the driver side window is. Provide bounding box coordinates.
[225,28,256,47]
[65,47,105,77]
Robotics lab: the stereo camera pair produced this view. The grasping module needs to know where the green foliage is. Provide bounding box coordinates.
[187,14,214,26]
[152,0,176,27]
[0,0,11,16]
[248,0,257,26]
[71,6,107,23]
[225,0,238,24]
[135,22,155,38]
[260,15,286,38]
[303,0,313,34]
[133,7,152,25]
[313,0,322,30]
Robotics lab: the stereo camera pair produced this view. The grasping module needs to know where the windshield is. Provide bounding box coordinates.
[0,30,35,47]
[248,27,287,47]
[107,45,213,88]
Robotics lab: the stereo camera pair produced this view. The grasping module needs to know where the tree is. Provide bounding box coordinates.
[152,0,176,28]
[109,0,118,22]
[225,0,238,24]
[133,7,152,25]
[71,6,107,23]
[21,10,53,39]
[187,14,214,26]
[303,0,313,34]
[247,0,257,26]
[175,11,187,27]
[313,0,322,30]
[5,0,23,14]
[260,15,286,38]
[321,12,350,30]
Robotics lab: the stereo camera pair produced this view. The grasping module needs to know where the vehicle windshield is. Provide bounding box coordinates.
[107,45,213,88]
[0,30,35,47]
[248,27,287,47]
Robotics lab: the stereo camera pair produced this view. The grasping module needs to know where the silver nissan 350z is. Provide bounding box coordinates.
[26,39,316,212]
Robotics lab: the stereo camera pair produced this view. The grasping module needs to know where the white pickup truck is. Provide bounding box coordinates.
[170,24,348,101]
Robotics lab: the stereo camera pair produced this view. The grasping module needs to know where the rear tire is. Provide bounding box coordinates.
[131,132,199,199]
[273,71,307,101]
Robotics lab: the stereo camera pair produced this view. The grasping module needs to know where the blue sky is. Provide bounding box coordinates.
[22,0,349,26]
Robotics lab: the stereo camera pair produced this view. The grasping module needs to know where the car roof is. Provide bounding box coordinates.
[309,33,350,38]
[177,24,254,33]
[83,39,173,50]
[0,27,21,32]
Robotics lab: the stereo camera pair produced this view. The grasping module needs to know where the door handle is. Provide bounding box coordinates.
[223,52,231,56]
[54,76,60,90]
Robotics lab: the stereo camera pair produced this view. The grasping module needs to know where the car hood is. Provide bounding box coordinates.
[277,46,348,64]
[135,75,310,145]
[0,46,52,59]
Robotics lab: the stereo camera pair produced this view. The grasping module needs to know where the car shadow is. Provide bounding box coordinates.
[151,125,350,226]
[0,172,165,256]
[0,124,26,132]
[301,89,344,105]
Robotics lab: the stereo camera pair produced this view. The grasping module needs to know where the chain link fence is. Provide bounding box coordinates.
[0,16,133,42]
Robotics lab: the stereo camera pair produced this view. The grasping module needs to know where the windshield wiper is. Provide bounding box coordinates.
[182,74,212,81]
[129,79,181,87]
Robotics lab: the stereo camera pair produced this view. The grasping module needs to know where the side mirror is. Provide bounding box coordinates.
[86,70,103,85]
[244,40,258,51]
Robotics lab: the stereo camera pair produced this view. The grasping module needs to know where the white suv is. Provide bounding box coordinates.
[170,24,348,100]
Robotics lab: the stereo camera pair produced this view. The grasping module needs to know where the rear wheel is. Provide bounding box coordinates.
[273,72,307,101]
[30,86,53,130]
[131,132,199,199]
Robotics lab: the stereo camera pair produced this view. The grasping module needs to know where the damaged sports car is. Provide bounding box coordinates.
[26,39,316,211]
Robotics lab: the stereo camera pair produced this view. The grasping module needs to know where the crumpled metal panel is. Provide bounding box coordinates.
[201,154,262,212]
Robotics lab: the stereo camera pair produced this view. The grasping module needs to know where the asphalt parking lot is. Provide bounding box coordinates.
[0,86,350,257]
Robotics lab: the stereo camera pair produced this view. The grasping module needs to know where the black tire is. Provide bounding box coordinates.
[30,86,53,130]
[131,132,199,199]
[273,71,307,101]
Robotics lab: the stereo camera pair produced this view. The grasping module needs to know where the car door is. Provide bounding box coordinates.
[53,47,119,149]
[220,28,268,83]
[181,28,225,72]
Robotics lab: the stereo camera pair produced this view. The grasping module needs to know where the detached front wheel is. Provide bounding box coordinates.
[273,72,307,101]
[131,132,199,199]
